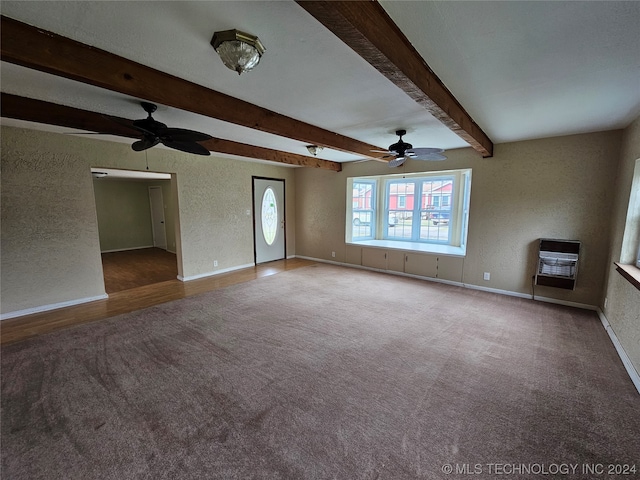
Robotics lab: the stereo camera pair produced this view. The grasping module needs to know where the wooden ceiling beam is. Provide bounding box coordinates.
[0,15,382,161]
[297,1,494,157]
[1,93,342,171]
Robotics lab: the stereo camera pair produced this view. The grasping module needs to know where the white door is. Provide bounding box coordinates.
[149,186,167,250]
[253,178,285,264]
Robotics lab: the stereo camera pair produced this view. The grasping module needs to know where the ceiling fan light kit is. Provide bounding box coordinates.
[211,29,265,75]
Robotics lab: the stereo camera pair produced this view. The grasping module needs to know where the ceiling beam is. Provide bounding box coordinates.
[296,1,494,157]
[1,93,342,171]
[0,15,383,161]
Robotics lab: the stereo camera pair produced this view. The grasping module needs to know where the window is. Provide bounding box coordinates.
[615,158,640,290]
[346,169,472,254]
[351,180,376,240]
[620,158,640,269]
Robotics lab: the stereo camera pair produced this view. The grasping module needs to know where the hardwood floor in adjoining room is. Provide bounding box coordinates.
[101,247,179,294]
[0,257,316,345]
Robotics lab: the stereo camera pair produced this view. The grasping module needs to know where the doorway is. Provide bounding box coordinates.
[92,168,180,293]
[253,177,285,264]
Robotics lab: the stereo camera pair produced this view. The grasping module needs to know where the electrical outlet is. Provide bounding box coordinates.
[604,297,608,308]
[214,260,218,267]
[331,251,336,258]
[483,272,490,281]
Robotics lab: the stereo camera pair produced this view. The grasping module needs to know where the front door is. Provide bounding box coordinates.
[253,177,285,264]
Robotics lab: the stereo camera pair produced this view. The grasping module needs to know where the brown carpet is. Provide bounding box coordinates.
[2,264,639,479]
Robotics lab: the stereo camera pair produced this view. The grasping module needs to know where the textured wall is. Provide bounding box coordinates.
[603,115,640,373]
[1,128,106,313]
[1,126,296,314]
[295,130,621,306]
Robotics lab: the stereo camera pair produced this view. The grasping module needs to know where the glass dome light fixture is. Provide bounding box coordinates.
[211,29,266,75]
[306,145,324,156]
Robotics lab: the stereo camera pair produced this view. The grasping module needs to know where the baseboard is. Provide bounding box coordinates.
[101,245,155,253]
[0,294,109,321]
[178,262,256,282]
[462,282,532,299]
[597,309,640,395]
[297,256,597,308]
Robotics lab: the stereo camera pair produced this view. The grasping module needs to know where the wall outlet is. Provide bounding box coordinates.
[332,251,336,258]
[604,297,608,308]
[246,209,251,216]
[483,272,490,281]
[214,260,218,267]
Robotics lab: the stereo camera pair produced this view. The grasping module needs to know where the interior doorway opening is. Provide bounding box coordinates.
[91,168,181,294]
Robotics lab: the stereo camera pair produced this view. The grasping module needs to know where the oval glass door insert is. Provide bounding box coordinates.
[261,187,278,245]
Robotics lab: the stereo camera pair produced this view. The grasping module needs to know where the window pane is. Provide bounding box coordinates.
[419,178,453,243]
[387,181,416,239]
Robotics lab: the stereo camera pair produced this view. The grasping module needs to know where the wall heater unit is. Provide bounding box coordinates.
[535,238,580,290]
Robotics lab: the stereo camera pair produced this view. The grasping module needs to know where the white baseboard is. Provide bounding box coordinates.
[297,256,597,308]
[1,294,109,321]
[597,309,640,394]
[178,262,256,282]
[101,245,155,253]
[462,282,532,299]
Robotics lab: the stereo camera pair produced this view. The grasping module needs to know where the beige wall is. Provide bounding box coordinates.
[603,115,640,373]
[1,126,296,314]
[1,128,106,312]
[94,178,155,252]
[295,130,621,306]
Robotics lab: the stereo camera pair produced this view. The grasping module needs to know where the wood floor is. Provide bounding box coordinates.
[102,247,179,294]
[0,257,315,345]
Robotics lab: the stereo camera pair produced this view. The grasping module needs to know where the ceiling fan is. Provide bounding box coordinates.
[375,130,446,167]
[109,102,213,156]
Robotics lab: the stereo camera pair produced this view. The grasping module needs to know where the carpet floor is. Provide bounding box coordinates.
[2,264,639,479]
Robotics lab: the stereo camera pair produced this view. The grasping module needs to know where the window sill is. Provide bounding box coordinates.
[348,239,466,257]
[614,262,640,291]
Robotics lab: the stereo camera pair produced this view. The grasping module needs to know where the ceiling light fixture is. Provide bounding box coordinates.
[211,29,265,75]
[306,145,324,156]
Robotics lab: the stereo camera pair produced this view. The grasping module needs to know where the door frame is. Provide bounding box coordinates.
[252,176,286,264]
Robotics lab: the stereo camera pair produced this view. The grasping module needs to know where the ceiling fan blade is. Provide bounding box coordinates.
[406,147,445,156]
[412,153,447,161]
[103,114,156,136]
[162,139,211,156]
[158,127,212,142]
[371,149,393,154]
[132,136,160,151]
[388,156,407,168]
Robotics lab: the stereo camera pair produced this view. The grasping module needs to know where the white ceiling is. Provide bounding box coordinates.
[1,1,639,164]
